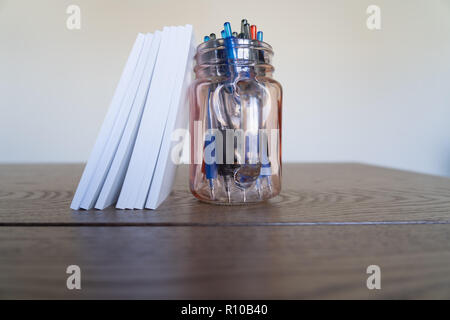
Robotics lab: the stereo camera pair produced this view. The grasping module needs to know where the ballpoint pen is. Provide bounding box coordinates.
[204,87,217,199]
[241,19,247,34]
[222,22,238,202]
[243,23,250,39]
[257,31,263,41]
[250,25,257,40]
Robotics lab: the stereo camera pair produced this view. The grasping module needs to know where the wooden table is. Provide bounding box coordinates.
[1,163,449,299]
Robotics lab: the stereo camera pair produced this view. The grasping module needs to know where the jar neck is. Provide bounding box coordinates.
[194,38,275,80]
[195,63,274,79]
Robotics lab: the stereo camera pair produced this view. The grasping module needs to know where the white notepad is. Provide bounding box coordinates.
[78,33,155,210]
[71,26,194,210]
[70,34,145,210]
[95,31,162,210]
[116,26,183,209]
[129,25,193,209]
[131,26,187,209]
[115,26,176,209]
[146,26,195,209]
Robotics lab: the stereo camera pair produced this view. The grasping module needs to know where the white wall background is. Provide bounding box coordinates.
[0,0,449,176]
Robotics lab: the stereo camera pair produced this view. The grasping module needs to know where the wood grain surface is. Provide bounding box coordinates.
[0,163,449,225]
[1,224,449,299]
[1,163,450,299]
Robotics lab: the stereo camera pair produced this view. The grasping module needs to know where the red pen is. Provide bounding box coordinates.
[250,25,257,40]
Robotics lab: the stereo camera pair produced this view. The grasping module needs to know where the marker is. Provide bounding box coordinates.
[204,35,210,42]
[250,25,257,40]
[232,32,238,38]
[238,33,244,39]
[210,33,216,40]
[257,31,263,41]
[221,30,226,38]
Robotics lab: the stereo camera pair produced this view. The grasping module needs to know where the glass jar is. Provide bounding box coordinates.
[189,38,282,204]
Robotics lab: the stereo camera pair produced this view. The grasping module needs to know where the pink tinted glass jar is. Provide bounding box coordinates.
[189,38,282,204]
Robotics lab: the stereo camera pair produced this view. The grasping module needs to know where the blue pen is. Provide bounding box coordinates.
[223,22,238,73]
[224,22,232,37]
[221,22,240,201]
[257,31,263,41]
[204,35,210,42]
[204,88,217,199]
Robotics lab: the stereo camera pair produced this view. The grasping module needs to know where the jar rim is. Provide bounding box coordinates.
[196,38,273,56]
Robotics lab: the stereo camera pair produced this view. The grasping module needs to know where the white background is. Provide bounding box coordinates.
[0,0,449,176]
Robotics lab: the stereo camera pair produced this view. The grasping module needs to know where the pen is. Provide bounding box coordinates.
[204,87,217,199]
[257,31,263,41]
[250,25,257,40]
[223,22,237,61]
[241,19,248,34]
[243,23,250,39]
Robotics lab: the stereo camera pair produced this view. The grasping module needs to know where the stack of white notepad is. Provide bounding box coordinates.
[70,25,195,210]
